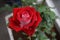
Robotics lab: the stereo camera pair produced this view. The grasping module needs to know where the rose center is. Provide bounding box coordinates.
[20,11,31,27]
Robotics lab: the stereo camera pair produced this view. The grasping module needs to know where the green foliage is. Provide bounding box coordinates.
[38,5,56,34]
[0,4,20,12]
[22,0,36,6]
[35,30,49,40]
[0,4,12,12]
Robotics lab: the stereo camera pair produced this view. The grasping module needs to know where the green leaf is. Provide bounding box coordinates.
[45,11,56,20]
[35,30,50,40]
[51,32,56,37]
[38,5,47,12]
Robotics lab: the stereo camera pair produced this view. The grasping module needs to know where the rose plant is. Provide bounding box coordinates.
[9,6,42,36]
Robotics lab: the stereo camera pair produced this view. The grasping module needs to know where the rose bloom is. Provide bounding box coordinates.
[9,6,42,36]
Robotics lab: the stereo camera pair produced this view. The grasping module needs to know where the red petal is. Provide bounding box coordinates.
[9,17,22,32]
[17,8,26,22]
[13,8,19,20]
[23,26,35,36]
[34,12,42,27]
[13,8,22,20]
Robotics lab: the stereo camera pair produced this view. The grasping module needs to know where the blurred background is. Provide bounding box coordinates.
[0,0,60,40]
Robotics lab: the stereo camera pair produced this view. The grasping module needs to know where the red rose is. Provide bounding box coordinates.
[9,6,42,36]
